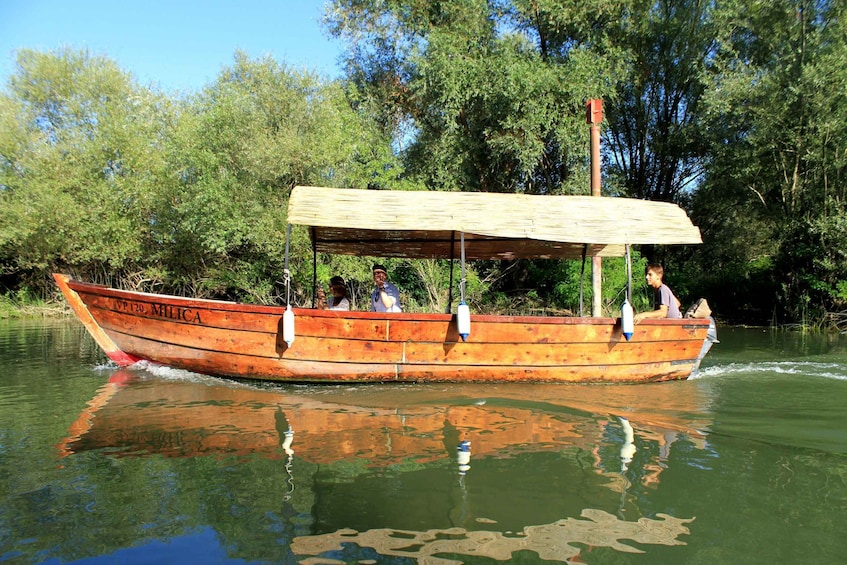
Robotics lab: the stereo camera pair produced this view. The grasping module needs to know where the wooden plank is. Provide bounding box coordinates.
[83,289,707,347]
[400,339,703,366]
[105,333,401,380]
[388,316,706,344]
[103,332,694,383]
[53,275,141,366]
[95,302,703,368]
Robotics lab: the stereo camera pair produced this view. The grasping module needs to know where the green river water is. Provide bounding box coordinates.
[1,318,845,564]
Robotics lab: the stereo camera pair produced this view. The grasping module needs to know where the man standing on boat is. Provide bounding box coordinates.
[634,263,681,322]
[371,264,402,312]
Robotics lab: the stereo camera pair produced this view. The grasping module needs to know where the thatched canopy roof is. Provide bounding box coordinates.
[287,186,702,260]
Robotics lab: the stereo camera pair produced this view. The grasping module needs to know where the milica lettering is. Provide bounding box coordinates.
[150,303,202,324]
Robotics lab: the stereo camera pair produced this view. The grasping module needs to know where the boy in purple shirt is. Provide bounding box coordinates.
[634,263,681,322]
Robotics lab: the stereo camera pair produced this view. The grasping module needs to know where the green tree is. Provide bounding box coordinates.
[0,49,407,305]
[694,0,847,323]
[151,52,407,302]
[603,0,716,202]
[0,48,172,293]
[324,0,637,312]
[326,0,626,194]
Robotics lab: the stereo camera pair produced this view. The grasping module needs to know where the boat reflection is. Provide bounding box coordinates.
[60,368,710,488]
[59,367,713,561]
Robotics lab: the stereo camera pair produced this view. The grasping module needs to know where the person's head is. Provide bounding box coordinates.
[329,276,348,297]
[645,263,664,289]
[372,264,388,286]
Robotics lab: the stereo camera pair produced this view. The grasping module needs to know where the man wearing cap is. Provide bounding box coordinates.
[371,264,402,312]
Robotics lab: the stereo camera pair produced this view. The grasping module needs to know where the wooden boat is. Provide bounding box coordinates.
[55,186,716,384]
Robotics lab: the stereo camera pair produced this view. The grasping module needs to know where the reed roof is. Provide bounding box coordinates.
[287,186,702,260]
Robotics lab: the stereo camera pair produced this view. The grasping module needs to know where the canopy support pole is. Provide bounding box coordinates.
[311,227,318,308]
[312,227,318,308]
[587,99,603,317]
[282,223,296,346]
[284,224,292,307]
[460,231,467,303]
[447,231,456,313]
[625,244,632,303]
[457,231,471,340]
[579,244,587,317]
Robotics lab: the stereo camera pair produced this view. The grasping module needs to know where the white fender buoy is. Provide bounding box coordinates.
[621,298,634,341]
[282,428,294,456]
[283,305,295,347]
[457,440,471,475]
[457,301,471,341]
[620,416,636,471]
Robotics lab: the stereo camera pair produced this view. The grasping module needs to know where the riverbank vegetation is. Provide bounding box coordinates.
[2,0,845,328]
[0,290,66,319]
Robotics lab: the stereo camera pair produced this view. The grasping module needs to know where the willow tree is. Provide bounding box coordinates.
[149,52,405,302]
[0,49,403,303]
[326,0,627,195]
[0,48,173,294]
[692,0,847,322]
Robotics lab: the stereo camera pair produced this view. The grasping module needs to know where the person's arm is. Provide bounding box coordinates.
[634,304,668,323]
[377,286,396,309]
[316,287,327,309]
[378,282,402,310]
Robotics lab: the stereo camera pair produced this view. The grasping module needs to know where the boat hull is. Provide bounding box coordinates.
[54,274,711,384]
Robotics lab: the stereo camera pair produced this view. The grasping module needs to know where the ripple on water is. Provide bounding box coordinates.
[699,361,847,381]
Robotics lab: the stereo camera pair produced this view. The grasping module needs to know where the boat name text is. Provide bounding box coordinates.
[115,299,202,324]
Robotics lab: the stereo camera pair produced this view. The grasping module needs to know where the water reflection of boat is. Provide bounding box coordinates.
[60,369,709,481]
[59,369,710,562]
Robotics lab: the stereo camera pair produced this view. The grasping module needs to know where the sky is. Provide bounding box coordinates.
[0,0,346,93]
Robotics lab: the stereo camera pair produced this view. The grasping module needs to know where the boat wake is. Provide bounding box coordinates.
[126,360,234,386]
[121,360,317,392]
[697,361,847,381]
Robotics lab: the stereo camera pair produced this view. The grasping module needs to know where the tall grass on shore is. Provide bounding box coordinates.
[780,310,847,333]
[824,311,847,333]
[0,291,68,319]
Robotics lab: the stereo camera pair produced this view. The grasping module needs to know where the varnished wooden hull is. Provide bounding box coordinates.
[54,274,711,384]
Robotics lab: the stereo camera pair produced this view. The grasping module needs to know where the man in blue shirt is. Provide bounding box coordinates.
[371,264,402,312]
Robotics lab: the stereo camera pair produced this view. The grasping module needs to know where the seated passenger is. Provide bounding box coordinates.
[634,263,682,322]
[317,276,350,311]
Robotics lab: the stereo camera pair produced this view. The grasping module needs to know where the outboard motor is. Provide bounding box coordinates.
[691,317,719,377]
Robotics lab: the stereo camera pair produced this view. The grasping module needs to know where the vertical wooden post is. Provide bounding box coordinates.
[586,99,603,317]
